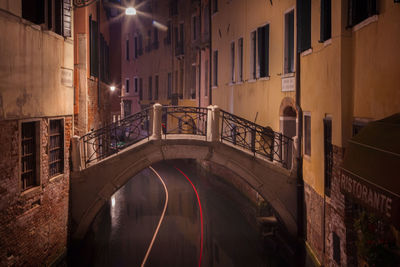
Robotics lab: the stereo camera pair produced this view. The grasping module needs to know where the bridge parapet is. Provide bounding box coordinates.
[73,104,295,172]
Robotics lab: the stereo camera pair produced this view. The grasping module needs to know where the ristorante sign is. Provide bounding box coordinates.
[340,169,400,227]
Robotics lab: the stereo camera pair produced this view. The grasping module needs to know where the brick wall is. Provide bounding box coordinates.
[0,117,72,266]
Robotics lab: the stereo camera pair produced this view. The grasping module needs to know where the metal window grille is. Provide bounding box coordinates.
[49,119,64,177]
[21,122,38,190]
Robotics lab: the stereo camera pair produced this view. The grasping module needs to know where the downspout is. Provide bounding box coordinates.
[198,4,202,108]
[209,1,212,105]
[295,1,304,249]
[97,1,101,113]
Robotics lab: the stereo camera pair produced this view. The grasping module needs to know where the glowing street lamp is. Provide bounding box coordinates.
[125,7,137,16]
[110,86,116,92]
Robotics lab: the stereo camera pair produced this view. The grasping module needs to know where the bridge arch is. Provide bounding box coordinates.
[70,137,298,242]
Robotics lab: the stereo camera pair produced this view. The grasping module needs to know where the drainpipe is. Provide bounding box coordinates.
[97,1,101,109]
[295,1,305,256]
[209,1,212,106]
[198,3,202,108]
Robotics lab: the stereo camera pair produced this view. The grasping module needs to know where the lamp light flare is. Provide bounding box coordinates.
[152,20,168,31]
[111,196,116,208]
[125,7,137,16]
[110,86,116,91]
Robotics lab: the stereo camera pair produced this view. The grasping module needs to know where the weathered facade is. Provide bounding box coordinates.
[301,0,400,266]
[211,0,400,265]
[121,0,211,116]
[73,0,120,135]
[0,0,73,264]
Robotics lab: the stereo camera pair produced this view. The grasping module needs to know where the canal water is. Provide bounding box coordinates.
[70,160,293,267]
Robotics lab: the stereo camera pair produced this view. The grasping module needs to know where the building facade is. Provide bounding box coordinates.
[301,0,400,266]
[0,0,73,264]
[121,0,211,117]
[211,0,400,266]
[73,0,120,135]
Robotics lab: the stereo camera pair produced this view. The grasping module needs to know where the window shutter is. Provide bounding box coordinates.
[297,0,311,53]
[265,24,270,77]
[90,17,98,77]
[257,27,262,78]
[63,0,72,37]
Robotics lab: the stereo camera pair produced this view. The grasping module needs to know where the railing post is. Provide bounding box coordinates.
[207,105,213,141]
[152,103,162,140]
[212,105,220,142]
[71,136,81,171]
[291,136,298,172]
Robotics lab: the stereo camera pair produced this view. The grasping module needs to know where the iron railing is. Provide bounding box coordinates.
[220,110,293,168]
[81,108,151,167]
[162,106,207,138]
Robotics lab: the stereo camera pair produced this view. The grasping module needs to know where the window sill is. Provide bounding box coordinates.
[50,173,65,183]
[353,15,378,32]
[301,48,313,57]
[281,72,295,79]
[235,81,244,85]
[323,38,332,47]
[21,185,41,197]
[228,82,236,86]
[212,86,218,89]
[259,76,270,81]
[303,154,311,161]
[247,79,257,83]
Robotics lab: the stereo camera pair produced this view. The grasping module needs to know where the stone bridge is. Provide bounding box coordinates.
[70,104,300,241]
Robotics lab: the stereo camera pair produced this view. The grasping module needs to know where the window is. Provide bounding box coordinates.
[153,28,159,49]
[297,0,311,52]
[320,0,332,42]
[192,16,197,41]
[347,0,377,27]
[134,77,138,93]
[205,59,209,96]
[138,34,143,55]
[333,232,341,264]
[126,39,130,60]
[250,31,257,79]
[164,21,172,45]
[238,38,243,82]
[89,15,98,77]
[179,66,184,99]
[167,72,172,99]
[257,24,270,78]
[213,50,218,86]
[123,100,132,117]
[284,10,295,73]
[146,30,152,52]
[126,78,130,93]
[170,0,178,16]
[49,119,64,177]
[148,76,152,100]
[22,0,71,37]
[212,0,218,14]
[324,117,332,196]
[230,42,235,82]
[304,114,311,156]
[139,78,143,101]
[21,121,39,190]
[191,66,196,99]
[134,36,138,58]
[155,75,159,100]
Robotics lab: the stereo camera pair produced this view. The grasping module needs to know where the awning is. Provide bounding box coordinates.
[340,113,400,228]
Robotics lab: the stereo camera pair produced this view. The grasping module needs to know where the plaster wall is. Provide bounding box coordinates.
[211,0,296,130]
[0,8,74,120]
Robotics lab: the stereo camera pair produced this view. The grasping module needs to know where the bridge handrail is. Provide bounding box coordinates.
[77,105,294,170]
[161,106,208,138]
[220,109,293,168]
[80,107,152,167]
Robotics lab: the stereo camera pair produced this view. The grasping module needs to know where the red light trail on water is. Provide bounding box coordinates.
[174,166,204,267]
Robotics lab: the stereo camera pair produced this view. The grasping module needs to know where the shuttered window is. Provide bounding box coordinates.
[213,50,218,86]
[168,73,172,99]
[257,24,270,78]
[62,0,71,37]
[49,119,64,177]
[89,16,99,77]
[231,42,235,82]
[320,0,332,42]
[21,121,39,190]
[148,76,153,100]
[238,38,243,82]
[155,75,159,100]
[297,0,311,53]
[284,11,295,73]
[250,31,257,79]
[304,114,311,156]
[126,79,130,93]
[347,0,377,27]
[139,78,143,101]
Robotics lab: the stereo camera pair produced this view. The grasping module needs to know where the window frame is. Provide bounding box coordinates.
[48,118,65,178]
[284,8,295,74]
[250,30,257,80]
[237,37,243,82]
[304,112,311,156]
[125,78,130,93]
[148,76,153,100]
[230,41,235,83]
[213,50,218,87]
[20,119,41,192]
